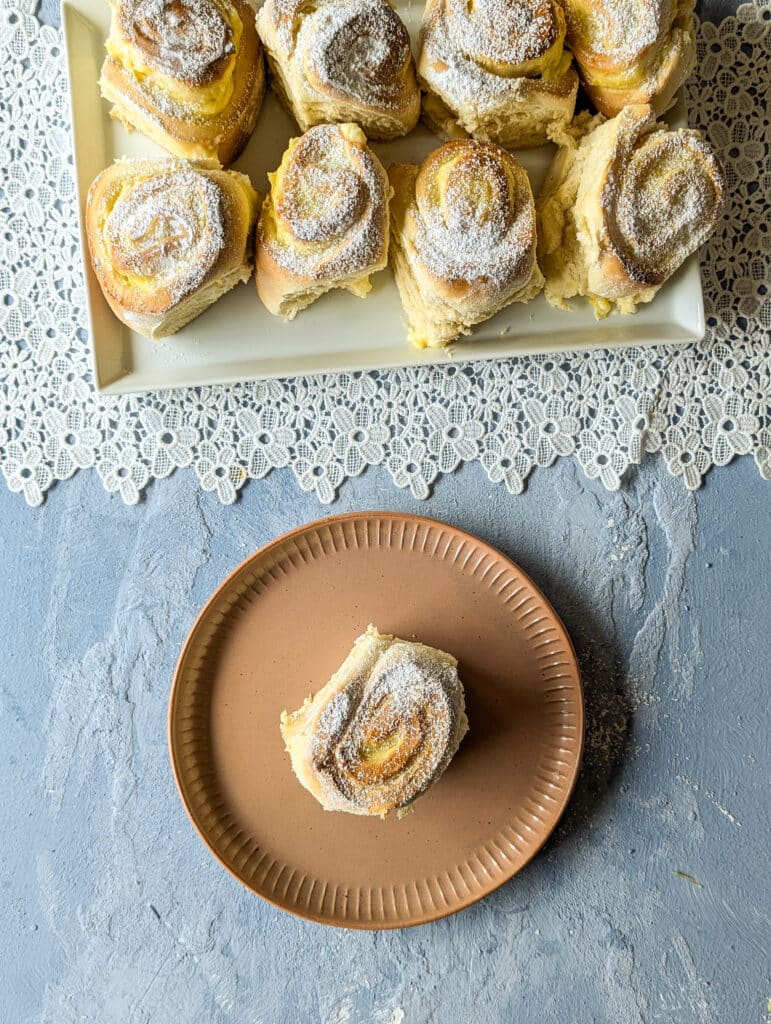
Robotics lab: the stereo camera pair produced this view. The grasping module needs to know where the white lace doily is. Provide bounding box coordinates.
[1,0,769,506]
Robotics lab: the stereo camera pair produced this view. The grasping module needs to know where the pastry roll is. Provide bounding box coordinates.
[100,0,266,167]
[418,0,579,149]
[389,140,544,348]
[86,159,259,338]
[561,0,696,117]
[537,105,725,317]
[256,0,420,140]
[255,123,391,319]
[280,625,468,817]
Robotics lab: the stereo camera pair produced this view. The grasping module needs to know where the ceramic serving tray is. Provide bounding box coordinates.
[169,513,584,927]
[63,0,704,395]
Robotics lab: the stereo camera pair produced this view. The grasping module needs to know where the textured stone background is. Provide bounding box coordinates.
[2,1,769,1021]
[2,455,770,1023]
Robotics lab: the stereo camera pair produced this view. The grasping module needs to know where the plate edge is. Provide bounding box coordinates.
[167,511,585,928]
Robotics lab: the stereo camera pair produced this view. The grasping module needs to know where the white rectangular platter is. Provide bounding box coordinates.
[63,0,704,395]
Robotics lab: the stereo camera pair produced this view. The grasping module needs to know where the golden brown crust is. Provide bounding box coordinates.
[389,139,544,348]
[256,0,420,140]
[255,123,391,319]
[537,105,725,316]
[86,159,259,338]
[418,0,578,149]
[99,0,265,167]
[562,0,696,116]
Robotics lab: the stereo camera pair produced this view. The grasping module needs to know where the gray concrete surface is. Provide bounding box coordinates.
[1,455,769,1023]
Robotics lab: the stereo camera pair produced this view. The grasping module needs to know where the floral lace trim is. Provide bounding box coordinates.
[0,0,769,505]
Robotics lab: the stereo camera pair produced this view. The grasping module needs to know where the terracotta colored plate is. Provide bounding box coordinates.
[169,513,583,928]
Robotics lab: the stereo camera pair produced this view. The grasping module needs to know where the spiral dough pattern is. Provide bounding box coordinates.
[308,642,466,816]
[414,141,538,297]
[99,168,225,310]
[117,0,237,84]
[266,124,388,282]
[443,0,560,70]
[300,0,412,108]
[604,121,725,286]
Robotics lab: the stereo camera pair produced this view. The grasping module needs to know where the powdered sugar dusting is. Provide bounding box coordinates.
[420,0,564,108]
[563,0,668,65]
[300,0,411,108]
[262,124,388,282]
[315,687,355,743]
[277,159,367,243]
[118,0,236,85]
[265,0,414,111]
[103,165,225,309]
[607,126,725,284]
[449,0,557,67]
[413,142,537,296]
[307,634,467,816]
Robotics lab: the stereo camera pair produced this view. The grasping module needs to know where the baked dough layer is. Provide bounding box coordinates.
[418,0,578,149]
[389,140,543,348]
[100,0,265,167]
[561,0,696,116]
[86,159,259,338]
[255,123,391,319]
[257,0,420,140]
[537,105,725,317]
[280,625,468,817]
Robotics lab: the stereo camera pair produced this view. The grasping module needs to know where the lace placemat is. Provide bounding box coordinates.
[1,0,768,506]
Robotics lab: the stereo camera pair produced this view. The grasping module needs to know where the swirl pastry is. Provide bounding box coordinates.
[280,625,468,817]
[255,123,391,319]
[86,159,259,338]
[561,0,696,116]
[389,140,544,348]
[256,0,420,140]
[100,0,266,167]
[537,105,725,317]
[418,0,579,150]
